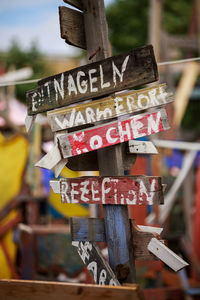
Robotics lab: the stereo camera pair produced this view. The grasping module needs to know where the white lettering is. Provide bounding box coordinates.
[78,242,92,263]
[89,69,98,92]
[54,108,76,129]
[77,71,88,94]
[138,94,150,109]
[90,135,103,150]
[130,116,145,138]
[74,111,86,126]
[106,127,118,144]
[80,180,89,202]
[126,190,137,204]
[118,122,131,142]
[61,181,70,203]
[112,55,129,86]
[99,269,107,285]
[68,74,78,95]
[44,82,50,97]
[147,112,161,135]
[100,65,110,88]
[91,181,100,202]
[96,108,112,121]
[71,182,79,203]
[88,261,97,283]
[102,178,111,204]
[126,95,137,112]
[85,107,96,123]
[31,93,38,112]
[114,97,125,115]
[148,88,159,106]
[54,73,64,101]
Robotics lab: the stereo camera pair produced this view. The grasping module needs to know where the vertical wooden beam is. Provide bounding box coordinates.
[148,0,162,62]
[82,0,136,283]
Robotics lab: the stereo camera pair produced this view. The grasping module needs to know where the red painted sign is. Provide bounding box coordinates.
[59,108,169,157]
[50,176,163,205]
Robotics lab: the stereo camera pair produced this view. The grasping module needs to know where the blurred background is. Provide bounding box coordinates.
[0,0,200,298]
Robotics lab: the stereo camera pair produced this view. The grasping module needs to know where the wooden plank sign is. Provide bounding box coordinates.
[72,241,120,285]
[26,45,158,115]
[47,84,173,132]
[35,108,169,170]
[50,176,164,205]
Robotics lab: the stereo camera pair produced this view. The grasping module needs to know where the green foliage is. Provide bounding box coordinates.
[106,0,148,54]
[106,0,193,54]
[0,39,49,103]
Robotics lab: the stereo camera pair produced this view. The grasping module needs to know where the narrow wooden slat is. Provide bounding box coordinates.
[72,241,120,285]
[27,45,158,115]
[59,7,86,49]
[0,279,143,300]
[47,84,173,132]
[50,175,164,205]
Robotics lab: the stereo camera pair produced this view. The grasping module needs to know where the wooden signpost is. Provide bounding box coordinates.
[26,45,158,115]
[35,108,169,170]
[47,84,172,132]
[25,0,189,288]
[50,176,164,205]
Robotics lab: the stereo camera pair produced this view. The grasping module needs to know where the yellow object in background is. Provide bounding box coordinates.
[0,210,18,278]
[0,133,28,210]
[0,133,28,278]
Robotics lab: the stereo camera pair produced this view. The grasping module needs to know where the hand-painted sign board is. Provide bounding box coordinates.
[50,176,164,205]
[35,108,169,170]
[72,241,120,285]
[47,84,173,132]
[27,45,158,115]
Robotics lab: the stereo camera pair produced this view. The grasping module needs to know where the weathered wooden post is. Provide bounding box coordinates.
[82,0,136,283]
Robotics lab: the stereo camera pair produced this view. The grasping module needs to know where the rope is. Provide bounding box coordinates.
[0,56,200,87]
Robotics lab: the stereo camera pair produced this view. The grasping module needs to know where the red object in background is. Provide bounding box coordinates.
[193,159,200,278]
[129,155,147,225]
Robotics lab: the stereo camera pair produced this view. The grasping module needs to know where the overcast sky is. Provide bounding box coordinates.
[0,0,114,56]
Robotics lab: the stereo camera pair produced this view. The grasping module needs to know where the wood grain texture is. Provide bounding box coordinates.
[0,279,143,300]
[59,6,86,49]
[63,0,83,10]
[47,84,172,132]
[72,241,120,285]
[50,175,164,205]
[27,45,158,115]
